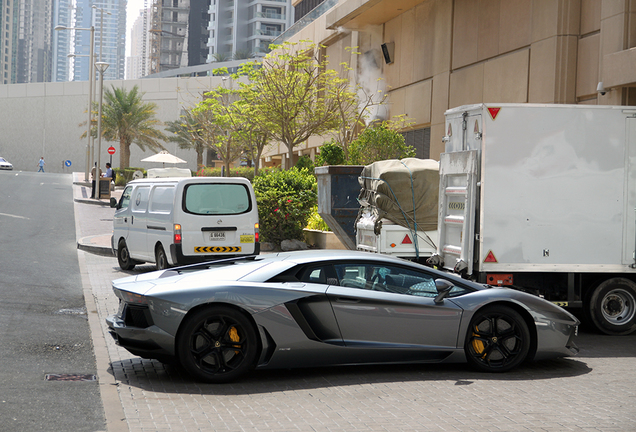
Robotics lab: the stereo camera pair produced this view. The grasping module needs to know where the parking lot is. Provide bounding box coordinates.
[80,250,635,432]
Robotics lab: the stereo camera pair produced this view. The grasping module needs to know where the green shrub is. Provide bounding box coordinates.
[305,206,331,231]
[295,155,315,173]
[115,167,146,185]
[253,168,317,246]
[315,140,345,166]
[348,123,416,165]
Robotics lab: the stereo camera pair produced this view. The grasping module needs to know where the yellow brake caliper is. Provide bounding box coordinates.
[472,326,486,358]
[229,326,241,354]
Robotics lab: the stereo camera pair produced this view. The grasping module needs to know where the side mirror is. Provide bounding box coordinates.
[110,197,118,208]
[434,279,454,304]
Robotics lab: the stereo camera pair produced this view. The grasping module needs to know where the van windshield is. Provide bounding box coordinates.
[183,183,251,215]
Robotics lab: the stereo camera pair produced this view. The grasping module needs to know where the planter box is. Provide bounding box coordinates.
[303,229,346,250]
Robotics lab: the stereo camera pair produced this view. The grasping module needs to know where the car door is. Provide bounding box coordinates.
[127,185,151,260]
[113,185,133,247]
[326,261,464,357]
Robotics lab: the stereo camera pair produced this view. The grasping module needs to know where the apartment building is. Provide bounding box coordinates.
[260,0,636,168]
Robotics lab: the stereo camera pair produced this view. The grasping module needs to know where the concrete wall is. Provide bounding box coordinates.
[0,76,226,173]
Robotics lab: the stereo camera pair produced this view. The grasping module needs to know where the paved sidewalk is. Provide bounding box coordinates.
[72,173,636,432]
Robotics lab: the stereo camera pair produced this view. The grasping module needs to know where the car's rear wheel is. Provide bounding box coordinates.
[177,306,258,383]
[117,239,136,271]
[155,245,168,270]
[464,305,530,372]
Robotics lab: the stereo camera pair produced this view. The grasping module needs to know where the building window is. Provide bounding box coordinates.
[401,127,430,159]
[294,0,325,22]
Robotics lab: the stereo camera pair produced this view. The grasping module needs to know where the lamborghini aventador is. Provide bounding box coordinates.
[106,250,579,383]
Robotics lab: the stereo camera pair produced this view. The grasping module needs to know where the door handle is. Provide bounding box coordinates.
[336,297,360,303]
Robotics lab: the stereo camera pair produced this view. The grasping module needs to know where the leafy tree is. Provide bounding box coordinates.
[233,50,253,60]
[348,122,416,165]
[253,167,317,246]
[98,85,167,169]
[195,70,272,177]
[238,41,355,169]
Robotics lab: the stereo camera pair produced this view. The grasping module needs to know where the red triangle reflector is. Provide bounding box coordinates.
[484,250,497,263]
[487,107,501,120]
[401,235,412,245]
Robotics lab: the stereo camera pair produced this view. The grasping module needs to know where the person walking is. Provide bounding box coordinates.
[37,157,46,172]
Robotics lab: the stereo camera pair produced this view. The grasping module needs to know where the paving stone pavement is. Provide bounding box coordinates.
[72,174,636,432]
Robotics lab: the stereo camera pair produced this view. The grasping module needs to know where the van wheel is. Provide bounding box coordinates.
[117,240,136,271]
[155,245,169,270]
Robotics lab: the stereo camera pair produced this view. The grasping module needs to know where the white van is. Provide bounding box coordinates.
[110,177,259,270]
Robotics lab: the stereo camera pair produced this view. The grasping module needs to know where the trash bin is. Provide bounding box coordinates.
[315,165,363,250]
[98,178,111,199]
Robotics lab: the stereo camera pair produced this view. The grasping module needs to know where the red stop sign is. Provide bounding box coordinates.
[107,146,116,155]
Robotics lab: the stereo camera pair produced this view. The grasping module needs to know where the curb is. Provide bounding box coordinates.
[77,236,115,257]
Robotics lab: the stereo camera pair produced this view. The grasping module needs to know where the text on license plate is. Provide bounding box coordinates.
[210,232,225,241]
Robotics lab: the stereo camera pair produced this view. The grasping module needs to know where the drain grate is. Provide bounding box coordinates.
[45,374,97,382]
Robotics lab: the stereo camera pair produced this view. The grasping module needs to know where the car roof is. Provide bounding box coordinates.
[127,176,251,186]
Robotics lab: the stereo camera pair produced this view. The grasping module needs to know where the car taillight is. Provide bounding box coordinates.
[174,223,182,244]
[254,222,259,243]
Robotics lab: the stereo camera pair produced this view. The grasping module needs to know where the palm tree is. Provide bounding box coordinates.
[165,110,209,168]
[100,85,167,168]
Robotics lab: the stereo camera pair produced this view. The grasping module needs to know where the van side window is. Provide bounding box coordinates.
[149,186,175,214]
[120,186,133,209]
[132,186,150,213]
[184,183,251,215]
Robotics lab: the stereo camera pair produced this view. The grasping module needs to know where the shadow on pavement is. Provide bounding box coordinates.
[107,353,594,396]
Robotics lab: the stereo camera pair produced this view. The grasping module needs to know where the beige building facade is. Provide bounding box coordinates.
[261,0,636,166]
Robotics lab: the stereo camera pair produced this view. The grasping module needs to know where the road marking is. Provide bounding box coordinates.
[0,212,29,220]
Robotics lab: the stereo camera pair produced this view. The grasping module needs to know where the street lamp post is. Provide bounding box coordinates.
[54,25,95,182]
[95,61,109,199]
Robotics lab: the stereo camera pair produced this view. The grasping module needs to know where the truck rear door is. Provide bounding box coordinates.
[436,150,479,275]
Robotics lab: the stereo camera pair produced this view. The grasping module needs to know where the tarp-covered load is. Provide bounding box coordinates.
[357,158,439,232]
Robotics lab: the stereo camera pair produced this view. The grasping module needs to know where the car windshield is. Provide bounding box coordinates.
[184,183,251,215]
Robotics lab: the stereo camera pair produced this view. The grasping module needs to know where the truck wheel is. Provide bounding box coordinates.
[155,245,169,270]
[117,239,136,271]
[589,278,636,335]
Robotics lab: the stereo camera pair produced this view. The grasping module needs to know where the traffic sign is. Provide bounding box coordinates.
[65,160,72,167]
[107,146,116,155]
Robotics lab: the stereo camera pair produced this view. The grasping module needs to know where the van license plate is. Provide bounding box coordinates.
[210,232,226,241]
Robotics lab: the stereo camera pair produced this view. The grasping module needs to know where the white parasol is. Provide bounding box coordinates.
[141,151,187,167]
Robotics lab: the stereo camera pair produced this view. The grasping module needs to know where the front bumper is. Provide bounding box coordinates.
[106,312,176,362]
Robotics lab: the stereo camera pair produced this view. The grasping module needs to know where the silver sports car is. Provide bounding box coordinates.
[107,250,579,383]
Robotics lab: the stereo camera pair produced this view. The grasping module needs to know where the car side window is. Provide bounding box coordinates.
[334,262,470,297]
[119,186,132,209]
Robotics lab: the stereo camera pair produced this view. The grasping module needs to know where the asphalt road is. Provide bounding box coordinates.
[0,171,105,432]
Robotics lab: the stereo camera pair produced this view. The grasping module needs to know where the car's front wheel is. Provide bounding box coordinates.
[117,239,136,271]
[464,305,530,372]
[177,306,258,383]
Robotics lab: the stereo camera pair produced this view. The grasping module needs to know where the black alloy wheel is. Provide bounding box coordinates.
[465,305,530,372]
[177,306,258,383]
[117,239,136,271]
[155,245,168,270]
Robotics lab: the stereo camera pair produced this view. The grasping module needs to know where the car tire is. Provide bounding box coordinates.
[155,245,169,271]
[177,306,259,383]
[464,305,530,372]
[117,239,136,271]
[589,278,636,335]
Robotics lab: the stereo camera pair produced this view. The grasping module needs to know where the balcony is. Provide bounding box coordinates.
[256,28,281,37]
[255,11,285,20]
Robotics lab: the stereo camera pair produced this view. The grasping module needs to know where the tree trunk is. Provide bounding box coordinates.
[120,138,131,169]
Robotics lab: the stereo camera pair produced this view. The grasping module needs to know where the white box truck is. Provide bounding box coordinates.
[427,103,636,335]
[356,158,438,261]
